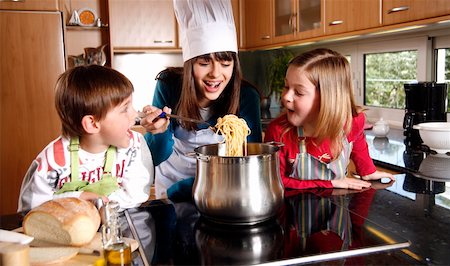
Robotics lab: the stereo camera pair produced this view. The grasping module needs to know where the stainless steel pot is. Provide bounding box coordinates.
[191,143,284,225]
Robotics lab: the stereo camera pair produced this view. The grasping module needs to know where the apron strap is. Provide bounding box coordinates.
[297,127,306,153]
[69,137,116,181]
[103,145,116,177]
[69,137,80,181]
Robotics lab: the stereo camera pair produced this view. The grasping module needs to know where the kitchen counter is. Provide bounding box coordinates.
[2,128,450,265]
[364,127,450,265]
[1,189,414,266]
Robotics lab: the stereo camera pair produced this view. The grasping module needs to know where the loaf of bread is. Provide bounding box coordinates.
[23,198,101,246]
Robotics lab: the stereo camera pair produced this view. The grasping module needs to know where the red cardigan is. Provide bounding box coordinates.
[264,112,376,189]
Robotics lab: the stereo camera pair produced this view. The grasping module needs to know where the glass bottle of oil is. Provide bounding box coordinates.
[101,200,132,266]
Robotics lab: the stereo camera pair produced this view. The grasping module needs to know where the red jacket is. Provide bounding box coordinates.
[264,112,376,189]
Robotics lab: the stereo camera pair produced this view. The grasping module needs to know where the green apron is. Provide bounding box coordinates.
[55,137,119,196]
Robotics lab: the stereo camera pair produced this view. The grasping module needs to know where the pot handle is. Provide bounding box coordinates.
[266,141,285,147]
[185,152,210,162]
[412,125,421,130]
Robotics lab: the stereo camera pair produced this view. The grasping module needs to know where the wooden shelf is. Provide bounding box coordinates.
[66,25,108,30]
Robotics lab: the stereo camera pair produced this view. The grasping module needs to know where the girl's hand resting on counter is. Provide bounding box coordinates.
[331,177,372,190]
[140,105,172,134]
[361,170,396,182]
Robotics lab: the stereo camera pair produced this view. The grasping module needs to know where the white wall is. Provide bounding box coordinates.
[113,53,183,111]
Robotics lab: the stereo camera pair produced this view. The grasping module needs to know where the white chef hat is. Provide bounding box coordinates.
[173,0,238,62]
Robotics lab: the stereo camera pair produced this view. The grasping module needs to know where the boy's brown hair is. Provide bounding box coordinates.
[55,65,134,138]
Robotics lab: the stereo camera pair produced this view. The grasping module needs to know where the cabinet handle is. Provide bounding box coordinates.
[154,40,173,44]
[0,0,25,2]
[388,6,409,14]
[261,36,271,40]
[289,13,297,32]
[329,20,343,26]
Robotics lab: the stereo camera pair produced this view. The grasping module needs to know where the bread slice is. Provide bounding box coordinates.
[29,247,79,265]
[23,198,101,246]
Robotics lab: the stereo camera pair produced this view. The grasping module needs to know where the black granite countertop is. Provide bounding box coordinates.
[364,127,450,265]
[2,127,449,265]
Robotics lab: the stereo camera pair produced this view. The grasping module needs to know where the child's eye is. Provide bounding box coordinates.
[294,90,304,96]
[220,61,232,67]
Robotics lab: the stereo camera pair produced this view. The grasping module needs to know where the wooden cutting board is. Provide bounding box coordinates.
[13,228,139,266]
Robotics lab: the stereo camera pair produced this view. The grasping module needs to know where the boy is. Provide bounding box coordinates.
[18,65,153,211]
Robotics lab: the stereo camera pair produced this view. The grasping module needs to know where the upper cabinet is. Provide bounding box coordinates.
[244,0,273,48]
[0,0,58,11]
[325,0,381,35]
[231,0,243,49]
[109,0,177,50]
[383,0,450,25]
[273,0,322,43]
[244,0,322,49]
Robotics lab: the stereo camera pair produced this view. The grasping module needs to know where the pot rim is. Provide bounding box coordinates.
[193,142,281,158]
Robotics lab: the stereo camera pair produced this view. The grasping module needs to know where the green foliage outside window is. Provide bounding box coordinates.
[365,51,417,109]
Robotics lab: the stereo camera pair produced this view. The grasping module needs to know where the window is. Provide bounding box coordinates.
[329,36,429,127]
[435,47,450,111]
[364,51,417,109]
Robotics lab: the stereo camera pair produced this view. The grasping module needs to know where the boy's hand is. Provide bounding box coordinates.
[80,191,109,203]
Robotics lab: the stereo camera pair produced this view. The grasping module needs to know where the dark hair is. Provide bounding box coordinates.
[177,51,242,130]
[55,65,134,137]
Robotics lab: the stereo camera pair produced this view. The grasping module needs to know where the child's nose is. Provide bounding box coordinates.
[282,89,292,102]
[208,63,220,78]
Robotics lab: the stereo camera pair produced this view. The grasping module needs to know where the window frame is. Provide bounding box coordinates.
[328,35,431,128]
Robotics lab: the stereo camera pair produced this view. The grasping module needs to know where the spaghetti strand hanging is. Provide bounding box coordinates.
[214,114,251,156]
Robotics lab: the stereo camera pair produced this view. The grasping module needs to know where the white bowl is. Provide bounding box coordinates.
[413,122,450,154]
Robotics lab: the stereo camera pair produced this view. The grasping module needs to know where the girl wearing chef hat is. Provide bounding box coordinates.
[140,0,262,200]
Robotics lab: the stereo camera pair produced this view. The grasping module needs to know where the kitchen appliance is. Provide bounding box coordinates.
[191,143,284,225]
[403,82,448,149]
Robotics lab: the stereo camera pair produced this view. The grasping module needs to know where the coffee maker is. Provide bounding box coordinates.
[403,82,448,149]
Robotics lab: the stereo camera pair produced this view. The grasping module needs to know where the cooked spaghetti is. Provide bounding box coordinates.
[214,114,251,156]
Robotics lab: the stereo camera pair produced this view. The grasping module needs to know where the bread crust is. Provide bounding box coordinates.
[23,198,101,246]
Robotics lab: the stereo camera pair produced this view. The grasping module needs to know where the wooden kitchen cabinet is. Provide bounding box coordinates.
[273,0,323,43]
[325,0,381,35]
[0,0,58,11]
[243,0,273,48]
[109,0,177,50]
[383,0,450,26]
[0,10,65,215]
[243,0,322,48]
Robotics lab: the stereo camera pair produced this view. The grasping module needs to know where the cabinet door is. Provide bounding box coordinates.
[231,0,242,48]
[109,0,176,49]
[272,0,296,43]
[295,0,323,39]
[272,0,323,43]
[0,11,64,215]
[325,0,380,35]
[0,0,58,11]
[244,0,272,48]
[383,0,450,25]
